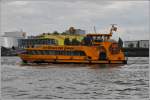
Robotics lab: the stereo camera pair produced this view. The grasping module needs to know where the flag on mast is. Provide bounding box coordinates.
[112,24,117,32]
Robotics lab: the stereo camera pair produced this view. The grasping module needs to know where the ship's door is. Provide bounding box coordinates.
[99,52,107,60]
[98,46,107,60]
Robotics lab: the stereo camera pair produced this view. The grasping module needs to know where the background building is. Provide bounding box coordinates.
[124,41,139,48]
[1,31,26,48]
[124,40,149,48]
[75,29,86,34]
[139,40,149,48]
[65,28,86,35]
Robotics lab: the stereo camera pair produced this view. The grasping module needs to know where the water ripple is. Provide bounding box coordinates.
[1,57,149,99]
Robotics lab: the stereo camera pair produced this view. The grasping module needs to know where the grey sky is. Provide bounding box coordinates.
[0,0,149,40]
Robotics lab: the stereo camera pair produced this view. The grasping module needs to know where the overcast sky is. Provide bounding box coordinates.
[0,0,149,41]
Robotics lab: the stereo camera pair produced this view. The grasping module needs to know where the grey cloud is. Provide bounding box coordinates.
[0,0,149,40]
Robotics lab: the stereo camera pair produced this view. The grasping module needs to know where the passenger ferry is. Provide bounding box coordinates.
[18,25,127,64]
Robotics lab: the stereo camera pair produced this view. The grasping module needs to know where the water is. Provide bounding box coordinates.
[1,57,149,99]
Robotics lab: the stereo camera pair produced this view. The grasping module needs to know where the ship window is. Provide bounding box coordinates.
[39,50,43,55]
[28,50,86,56]
[65,51,86,56]
[57,51,60,55]
[69,51,86,56]
[39,50,47,55]
[51,50,55,55]
[61,51,64,55]
[32,50,36,55]
[28,50,33,55]
[54,51,58,55]
[54,50,64,55]
[31,50,44,55]
[45,50,49,55]
[74,51,81,56]
[28,50,36,55]
[33,50,37,55]
[58,51,62,55]
[72,51,77,56]
[41,50,45,55]
[63,51,68,55]
[79,51,86,56]
[37,50,41,55]
[66,51,72,55]
[44,50,47,55]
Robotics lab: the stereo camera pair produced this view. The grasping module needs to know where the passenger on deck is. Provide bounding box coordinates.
[95,36,103,42]
[82,36,92,46]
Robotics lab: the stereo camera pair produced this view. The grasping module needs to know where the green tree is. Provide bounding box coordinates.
[64,38,71,45]
[53,31,59,35]
[61,32,68,35]
[72,38,80,45]
[69,27,76,34]
[43,33,46,35]
[47,32,51,35]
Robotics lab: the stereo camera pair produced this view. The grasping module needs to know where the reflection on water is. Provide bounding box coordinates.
[1,57,149,99]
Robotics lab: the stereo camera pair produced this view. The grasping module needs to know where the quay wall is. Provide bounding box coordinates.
[122,48,149,57]
[1,47,149,57]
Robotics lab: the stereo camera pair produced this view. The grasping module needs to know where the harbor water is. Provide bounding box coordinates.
[1,57,149,99]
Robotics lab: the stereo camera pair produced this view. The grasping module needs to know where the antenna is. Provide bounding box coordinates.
[93,26,97,34]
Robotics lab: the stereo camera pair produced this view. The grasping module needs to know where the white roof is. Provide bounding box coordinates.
[3,31,26,38]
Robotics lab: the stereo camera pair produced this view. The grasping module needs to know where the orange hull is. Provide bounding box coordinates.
[18,43,127,64]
